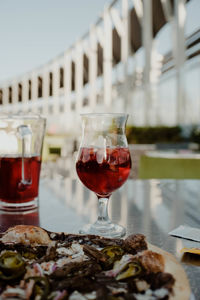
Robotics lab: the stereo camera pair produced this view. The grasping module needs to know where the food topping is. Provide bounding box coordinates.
[135,280,150,292]
[26,276,50,300]
[83,244,107,263]
[0,227,176,299]
[0,251,26,281]
[116,262,142,280]
[69,291,96,300]
[105,254,134,277]
[136,250,165,273]
[0,287,27,299]
[124,234,147,254]
[134,288,169,300]
[101,245,124,265]
[56,243,88,262]
[48,290,68,300]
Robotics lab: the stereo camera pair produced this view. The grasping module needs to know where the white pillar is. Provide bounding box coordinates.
[122,0,130,111]
[12,81,18,105]
[160,0,173,21]
[103,7,113,109]
[31,73,38,113]
[52,62,60,115]
[121,0,130,64]
[32,74,38,101]
[42,68,50,116]
[75,42,83,112]
[173,0,186,124]
[161,0,186,125]
[22,77,29,103]
[133,0,143,24]
[142,0,153,125]
[89,26,97,110]
[63,52,72,114]
[2,86,8,106]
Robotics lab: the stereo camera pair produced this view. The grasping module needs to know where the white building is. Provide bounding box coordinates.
[0,0,200,134]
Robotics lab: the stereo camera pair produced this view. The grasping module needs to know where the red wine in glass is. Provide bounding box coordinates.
[76,147,131,197]
[0,155,41,203]
[76,113,132,238]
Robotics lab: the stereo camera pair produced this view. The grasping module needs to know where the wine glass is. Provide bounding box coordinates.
[76,113,131,238]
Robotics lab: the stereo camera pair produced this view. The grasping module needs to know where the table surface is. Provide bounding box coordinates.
[1,176,200,298]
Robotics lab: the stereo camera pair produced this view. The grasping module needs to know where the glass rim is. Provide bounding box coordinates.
[80,113,129,118]
[0,114,46,122]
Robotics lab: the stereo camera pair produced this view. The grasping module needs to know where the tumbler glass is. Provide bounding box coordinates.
[0,115,46,211]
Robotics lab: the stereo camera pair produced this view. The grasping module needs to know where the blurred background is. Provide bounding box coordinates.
[0,0,200,179]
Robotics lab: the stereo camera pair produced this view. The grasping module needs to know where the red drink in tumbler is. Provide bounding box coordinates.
[0,155,41,203]
[76,147,131,197]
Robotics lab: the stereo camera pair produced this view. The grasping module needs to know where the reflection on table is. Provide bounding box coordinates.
[0,209,40,233]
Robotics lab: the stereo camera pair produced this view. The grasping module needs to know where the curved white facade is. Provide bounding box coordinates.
[0,0,199,133]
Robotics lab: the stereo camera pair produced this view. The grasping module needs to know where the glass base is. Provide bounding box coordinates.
[0,197,38,212]
[79,221,126,238]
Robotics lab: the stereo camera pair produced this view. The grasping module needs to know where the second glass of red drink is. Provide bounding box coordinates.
[76,113,131,238]
[0,115,46,212]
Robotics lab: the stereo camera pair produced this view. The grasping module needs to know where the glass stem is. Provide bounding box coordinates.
[97,196,110,223]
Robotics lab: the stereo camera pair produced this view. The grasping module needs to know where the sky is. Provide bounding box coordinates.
[0,0,110,82]
[0,0,199,84]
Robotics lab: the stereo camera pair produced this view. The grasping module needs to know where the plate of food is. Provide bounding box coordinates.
[0,225,190,299]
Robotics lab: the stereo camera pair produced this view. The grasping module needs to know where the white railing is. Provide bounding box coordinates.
[0,0,199,132]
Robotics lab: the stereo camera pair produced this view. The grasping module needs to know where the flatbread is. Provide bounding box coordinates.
[1,225,51,246]
[149,244,191,300]
[0,225,191,300]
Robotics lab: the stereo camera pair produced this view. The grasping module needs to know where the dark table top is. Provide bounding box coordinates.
[1,177,200,298]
